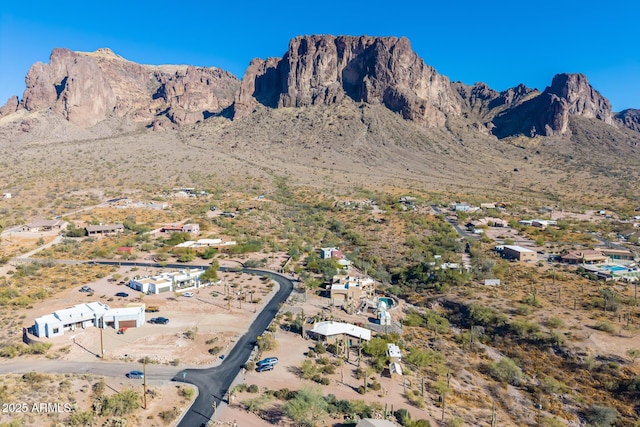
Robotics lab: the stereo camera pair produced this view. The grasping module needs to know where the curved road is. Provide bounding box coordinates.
[1,261,294,427]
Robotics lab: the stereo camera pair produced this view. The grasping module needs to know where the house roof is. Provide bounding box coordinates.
[503,245,535,253]
[356,419,398,427]
[25,219,64,228]
[85,224,124,233]
[310,321,371,341]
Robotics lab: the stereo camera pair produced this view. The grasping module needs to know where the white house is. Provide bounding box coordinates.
[33,301,145,338]
[308,321,371,344]
[129,269,206,294]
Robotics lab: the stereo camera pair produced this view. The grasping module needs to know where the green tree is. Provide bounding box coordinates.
[282,386,328,427]
[201,261,219,282]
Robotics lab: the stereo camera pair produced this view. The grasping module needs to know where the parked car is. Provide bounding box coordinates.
[149,317,169,325]
[256,363,274,372]
[126,370,144,379]
[115,292,129,297]
[182,292,194,297]
[79,286,94,293]
[257,357,279,367]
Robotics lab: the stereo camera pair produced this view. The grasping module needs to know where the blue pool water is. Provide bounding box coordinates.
[378,297,395,307]
[601,265,627,272]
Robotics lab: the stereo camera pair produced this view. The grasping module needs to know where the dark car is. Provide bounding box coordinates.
[256,363,274,372]
[257,357,279,367]
[115,292,129,297]
[150,317,169,325]
[126,370,144,379]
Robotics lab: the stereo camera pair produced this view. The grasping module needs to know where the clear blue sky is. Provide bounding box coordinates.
[1,0,638,111]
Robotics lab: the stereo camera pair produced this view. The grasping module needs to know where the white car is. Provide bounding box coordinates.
[182,292,194,297]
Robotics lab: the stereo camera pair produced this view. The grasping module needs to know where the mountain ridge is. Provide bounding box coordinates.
[0,35,638,140]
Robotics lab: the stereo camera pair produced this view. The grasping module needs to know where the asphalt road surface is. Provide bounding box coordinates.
[0,261,294,427]
[173,268,294,427]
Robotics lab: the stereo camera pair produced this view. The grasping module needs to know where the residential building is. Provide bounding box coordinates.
[502,245,537,262]
[600,248,635,261]
[174,238,237,252]
[85,224,125,236]
[22,219,65,232]
[307,321,371,345]
[320,247,343,260]
[33,302,144,338]
[386,343,402,362]
[128,269,206,294]
[329,275,375,304]
[560,250,608,265]
[182,223,200,234]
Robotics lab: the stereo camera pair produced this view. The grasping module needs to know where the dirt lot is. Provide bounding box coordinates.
[23,266,277,367]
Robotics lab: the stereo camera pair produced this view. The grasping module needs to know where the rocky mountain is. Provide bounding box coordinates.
[1,35,639,140]
[1,48,239,128]
[615,109,640,132]
[489,73,613,138]
[236,35,460,128]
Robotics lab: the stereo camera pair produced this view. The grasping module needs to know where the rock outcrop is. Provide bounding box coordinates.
[615,109,640,133]
[490,73,613,138]
[0,96,19,117]
[17,48,239,128]
[235,35,461,128]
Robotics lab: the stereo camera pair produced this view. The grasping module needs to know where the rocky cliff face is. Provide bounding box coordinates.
[236,35,461,128]
[13,48,239,128]
[490,73,613,138]
[615,109,640,132]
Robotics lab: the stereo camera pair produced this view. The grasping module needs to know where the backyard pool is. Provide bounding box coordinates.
[378,297,395,308]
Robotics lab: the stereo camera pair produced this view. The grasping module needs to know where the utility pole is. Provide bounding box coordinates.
[143,361,147,409]
[99,317,104,358]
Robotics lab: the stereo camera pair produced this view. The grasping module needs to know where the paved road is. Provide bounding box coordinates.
[174,268,294,427]
[0,260,294,427]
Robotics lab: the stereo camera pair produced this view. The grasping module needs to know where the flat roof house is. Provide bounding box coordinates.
[85,224,125,236]
[308,321,371,345]
[34,302,109,338]
[329,275,375,304]
[129,269,206,294]
[502,245,536,262]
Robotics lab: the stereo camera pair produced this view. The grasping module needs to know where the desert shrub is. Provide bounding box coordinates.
[95,389,140,416]
[405,390,425,408]
[257,333,276,351]
[208,346,222,355]
[545,316,565,329]
[92,380,106,396]
[594,320,615,333]
[158,407,180,423]
[540,376,569,394]
[584,404,617,427]
[67,410,96,426]
[178,387,195,400]
[488,357,523,386]
[320,364,335,375]
[314,342,326,354]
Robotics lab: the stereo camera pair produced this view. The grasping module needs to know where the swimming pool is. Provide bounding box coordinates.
[378,297,395,307]
[601,265,627,272]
